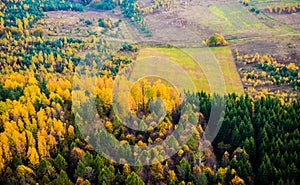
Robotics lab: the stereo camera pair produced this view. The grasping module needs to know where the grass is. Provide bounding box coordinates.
[208,5,230,22]
[207,3,268,35]
[133,47,244,95]
[205,3,297,36]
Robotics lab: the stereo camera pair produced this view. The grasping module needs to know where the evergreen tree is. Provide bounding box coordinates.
[54,154,67,172]
[177,159,192,181]
[125,172,144,185]
[53,170,73,185]
[75,161,86,179]
[98,165,115,185]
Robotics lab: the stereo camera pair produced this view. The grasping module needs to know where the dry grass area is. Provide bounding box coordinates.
[141,0,298,44]
[36,9,135,40]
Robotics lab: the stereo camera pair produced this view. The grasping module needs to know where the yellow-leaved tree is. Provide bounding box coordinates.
[37,129,50,159]
[27,146,39,166]
[0,133,13,163]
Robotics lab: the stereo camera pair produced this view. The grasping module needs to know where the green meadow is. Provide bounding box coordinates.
[134,47,244,95]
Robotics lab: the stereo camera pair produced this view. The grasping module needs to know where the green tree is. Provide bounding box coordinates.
[98,165,115,185]
[53,170,73,185]
[168,135,179,149]
[176,158,192,181]
[237,152,253,185]
[94,155,106,174]
[243,137,256,161]
[83,151,94,166]
[116,143,133,163]
[231,127,241,149]
[75,161,86,179]
[257,154,274,184]
[125,172,144,185]
[54,154,67,172]
[37,159,57,182]
[195,173,208,185]
[186,136,197,151]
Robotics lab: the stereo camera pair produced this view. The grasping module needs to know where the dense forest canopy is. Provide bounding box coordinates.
[0,0,299,184]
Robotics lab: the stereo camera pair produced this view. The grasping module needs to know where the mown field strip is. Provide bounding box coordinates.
[134,47,244,95]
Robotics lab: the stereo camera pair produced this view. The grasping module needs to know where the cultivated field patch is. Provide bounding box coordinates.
[134,46,244,94]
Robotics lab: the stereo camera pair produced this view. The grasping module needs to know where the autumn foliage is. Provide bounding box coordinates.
[0,1,299,185]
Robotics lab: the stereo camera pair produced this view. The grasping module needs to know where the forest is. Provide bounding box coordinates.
[0,0,299,185]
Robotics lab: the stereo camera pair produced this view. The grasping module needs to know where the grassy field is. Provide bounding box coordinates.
[176,2,299,39]
[132,46,244,95]
[208,4,265,30]
[180,3,268,37]
[208,3,298,36]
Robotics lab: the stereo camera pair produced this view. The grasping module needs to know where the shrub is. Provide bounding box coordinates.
[120,42,137,51]
[85,20,93,26]
[98,18,112,28]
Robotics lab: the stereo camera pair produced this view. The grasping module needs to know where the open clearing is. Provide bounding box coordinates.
[142,0,299,44]
[39,1,300,63]
[37,8,138,41]
[134,46,244,94]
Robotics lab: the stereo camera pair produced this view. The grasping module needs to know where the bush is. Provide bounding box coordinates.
[120,42,137,51]
[98,18,112,28]
[85,20,93,26]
